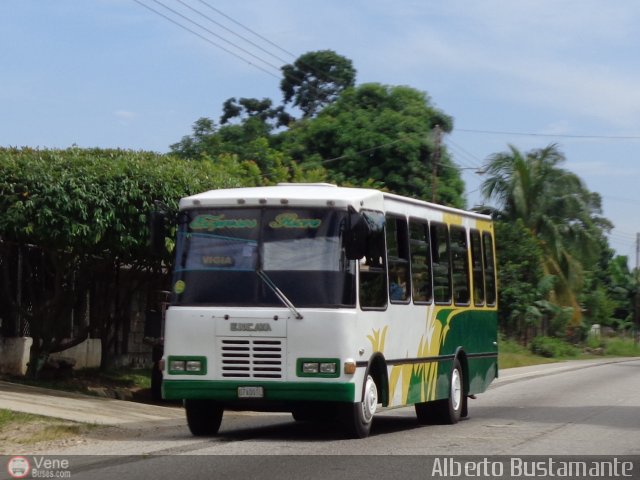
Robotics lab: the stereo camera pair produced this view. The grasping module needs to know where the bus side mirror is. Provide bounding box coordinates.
[344,212,369,260]
[150,210,167,256]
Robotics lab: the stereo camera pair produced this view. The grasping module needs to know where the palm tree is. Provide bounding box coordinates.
[481,144,611,326]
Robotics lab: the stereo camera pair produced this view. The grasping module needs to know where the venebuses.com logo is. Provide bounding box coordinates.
[6,456,71,478]
[7,456,30,479]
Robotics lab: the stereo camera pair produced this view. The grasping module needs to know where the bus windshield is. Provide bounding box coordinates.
[171,207,356,308]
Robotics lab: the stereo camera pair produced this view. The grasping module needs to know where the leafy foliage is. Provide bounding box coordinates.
[220,97,292,128]
[529,336,579,358]
[0,147,244,256]
[482,144,612,327]
[280,49,356,118]
[495,219,545,339]
[172,51,463,207]
[0,147,249,375]
[281,83,463,206]
[596,255,639,331]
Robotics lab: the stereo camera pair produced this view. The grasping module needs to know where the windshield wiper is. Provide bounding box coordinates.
[257,269,303,320]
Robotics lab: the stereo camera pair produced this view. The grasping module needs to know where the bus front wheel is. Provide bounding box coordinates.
[343,374,378,438]
[185,399,223,436]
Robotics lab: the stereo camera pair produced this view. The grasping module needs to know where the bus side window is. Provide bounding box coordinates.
[359,211,387,309]
[386,216,410,303]
[409,219,432,304]
[483,232,497,306]
[450,226,470,305]
[470,229,485,306]
[430,222,451,304]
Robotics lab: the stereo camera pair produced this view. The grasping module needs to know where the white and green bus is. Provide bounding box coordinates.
[159,183,498,438]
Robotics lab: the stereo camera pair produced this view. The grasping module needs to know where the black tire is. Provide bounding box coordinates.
[461,393,469,418]
[343,374,378,438]
[185,399,223,436]
[415,358,464,425]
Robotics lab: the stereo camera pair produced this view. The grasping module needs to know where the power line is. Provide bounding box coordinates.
[147,0,283,73]
[609,230,639,241]
[457,128,640,140]
[601,194,640,205]
[445,138,484,168]
[315,132,483,176]
[194,1,356,93]
[134,0,346,107]
[194,0,298,60]
[445,143,485,171]
[133,0,280,79]
[319,138,408,165]
[174,0,290,65]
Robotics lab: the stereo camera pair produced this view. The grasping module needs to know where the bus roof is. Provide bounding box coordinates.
[179,183,491,220]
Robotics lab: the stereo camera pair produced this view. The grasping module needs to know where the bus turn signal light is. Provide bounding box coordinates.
[344,361,356,375]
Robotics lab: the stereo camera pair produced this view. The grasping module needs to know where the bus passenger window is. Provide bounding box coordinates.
[386,216,410,303]
[409,220,432,304]
[359,211,387,309]
[450,226,470,305]
[470,229,485,306]
[430,222,451,304]
[483,232,497,306]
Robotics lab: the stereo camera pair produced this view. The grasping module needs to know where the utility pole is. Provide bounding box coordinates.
[636,233,640,345]
[431,125,441,204]
[636,232,640,272]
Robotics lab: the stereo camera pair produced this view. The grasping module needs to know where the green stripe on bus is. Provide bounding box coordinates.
[162,380,356,402]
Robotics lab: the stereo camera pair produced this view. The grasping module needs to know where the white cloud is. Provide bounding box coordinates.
[362,3,640,130]
[114,110,138,125]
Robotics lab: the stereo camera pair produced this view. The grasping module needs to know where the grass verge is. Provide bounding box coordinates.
[499,337,559,369]
[0,409,96,452]
[499,336,640,369]
[0,367,152,397]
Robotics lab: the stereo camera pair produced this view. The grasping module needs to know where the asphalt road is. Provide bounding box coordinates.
[2,358,639,479]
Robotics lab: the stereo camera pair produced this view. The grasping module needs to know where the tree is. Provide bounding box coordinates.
[495,219,546,340]
[601,255,639,332]
[481,144,612,329]
[171,52,462,203]
[220,97,292,129]
[171,118,327,185]
[169,117,219,160]
[280,50,356,118]
[0,147,250,376]
[280,83,463,207]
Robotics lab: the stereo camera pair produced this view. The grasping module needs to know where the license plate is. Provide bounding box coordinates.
[238,386,264,399]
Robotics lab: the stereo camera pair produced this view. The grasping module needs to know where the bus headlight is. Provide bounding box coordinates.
[170,360,186,372]
[319,362,336,374]
[302,362,319,374]
[168,356,207,375]
[297,358,340,377]
[186,360,203,372]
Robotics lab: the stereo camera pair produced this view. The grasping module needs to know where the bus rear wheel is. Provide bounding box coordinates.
[415,358,464,425]
[185,399,223,436]
[343,374,377,438]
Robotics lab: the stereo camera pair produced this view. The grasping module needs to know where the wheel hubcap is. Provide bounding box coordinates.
[362,376,378,422]
[451,368,461,411]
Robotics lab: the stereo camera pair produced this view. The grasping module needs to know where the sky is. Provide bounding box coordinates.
[2,0,639,264]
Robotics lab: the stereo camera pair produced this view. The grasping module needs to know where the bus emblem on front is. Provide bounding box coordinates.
[230,322,272,332]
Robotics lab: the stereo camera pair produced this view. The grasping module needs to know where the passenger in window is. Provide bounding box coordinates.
[390,266,408,301]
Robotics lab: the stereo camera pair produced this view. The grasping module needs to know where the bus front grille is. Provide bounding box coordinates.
[219,338,284,379]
